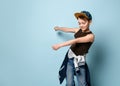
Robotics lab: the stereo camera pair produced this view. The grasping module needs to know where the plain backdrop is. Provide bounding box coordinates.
[0,0,120,86]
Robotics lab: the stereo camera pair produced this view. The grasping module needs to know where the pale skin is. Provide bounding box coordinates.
[52,18,95,50]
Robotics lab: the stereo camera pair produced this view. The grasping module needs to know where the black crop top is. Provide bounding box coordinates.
[70,29,93,55]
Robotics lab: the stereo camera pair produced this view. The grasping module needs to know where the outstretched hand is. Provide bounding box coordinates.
[52,44,61,50]
[54,26,60,31]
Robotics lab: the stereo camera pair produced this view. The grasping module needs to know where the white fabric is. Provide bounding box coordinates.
[68,49,86,68]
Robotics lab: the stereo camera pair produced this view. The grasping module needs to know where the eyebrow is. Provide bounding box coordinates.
[78,21,86,24]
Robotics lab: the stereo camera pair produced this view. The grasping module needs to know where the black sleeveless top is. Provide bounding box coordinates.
[70,29,93,55]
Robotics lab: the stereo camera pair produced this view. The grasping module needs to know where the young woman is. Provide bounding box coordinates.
[52,11,95,86]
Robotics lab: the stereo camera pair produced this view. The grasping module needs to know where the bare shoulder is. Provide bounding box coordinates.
[72,27,80,33]
[87,33,95,42]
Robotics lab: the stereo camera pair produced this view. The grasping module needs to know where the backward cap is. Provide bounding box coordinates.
[74,11,92,20]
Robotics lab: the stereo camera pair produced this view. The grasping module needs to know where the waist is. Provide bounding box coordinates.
[68,49,86,59]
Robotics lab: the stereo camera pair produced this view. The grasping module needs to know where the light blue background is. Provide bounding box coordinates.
[0,0,120,86]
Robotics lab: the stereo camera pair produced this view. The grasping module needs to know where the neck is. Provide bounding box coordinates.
[81,28,90,33]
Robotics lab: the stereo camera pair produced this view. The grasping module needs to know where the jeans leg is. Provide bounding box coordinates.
[76,65,88,86]
[66,59,75,86]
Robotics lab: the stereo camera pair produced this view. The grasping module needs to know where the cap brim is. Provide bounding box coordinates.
[74,12,88,19]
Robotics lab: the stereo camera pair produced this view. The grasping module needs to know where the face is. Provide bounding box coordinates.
[78,18,91,31]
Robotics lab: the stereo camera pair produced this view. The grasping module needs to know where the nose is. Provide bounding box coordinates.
[79,24,83,28]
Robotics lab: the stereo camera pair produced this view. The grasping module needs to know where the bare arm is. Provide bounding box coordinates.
[52,34,94,50]
[54,26,79,33]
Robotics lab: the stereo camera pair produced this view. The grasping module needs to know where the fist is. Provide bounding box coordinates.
[54,26,60,31]
[52,44,60,50]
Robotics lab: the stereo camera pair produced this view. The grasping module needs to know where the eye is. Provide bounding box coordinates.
[82,22,86,24]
